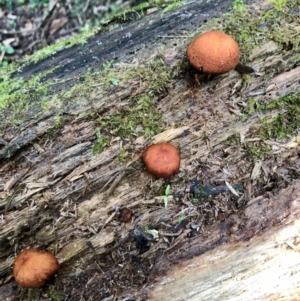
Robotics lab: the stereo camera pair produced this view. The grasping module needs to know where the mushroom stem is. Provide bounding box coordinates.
[235,62,255,74]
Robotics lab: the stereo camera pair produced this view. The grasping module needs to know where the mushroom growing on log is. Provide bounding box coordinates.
[186,30,254,74]
[13,248,59,288]
[142,142,181,178]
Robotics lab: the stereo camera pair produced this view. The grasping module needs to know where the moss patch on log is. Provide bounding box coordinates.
[0,0,299,159]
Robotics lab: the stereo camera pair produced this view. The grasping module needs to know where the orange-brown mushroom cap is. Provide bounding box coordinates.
[13,248,59,288]
[118,207,133,223]
[186,30,240,75]
[142,143,180,178]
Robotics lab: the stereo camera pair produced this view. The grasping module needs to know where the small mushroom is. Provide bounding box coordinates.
[186,30,254,75]
[13,248,59,288]
[142,142,180,178]
[118,207,133,223]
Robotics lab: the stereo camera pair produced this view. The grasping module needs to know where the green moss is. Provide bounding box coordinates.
[45,287,63,301]
[257,94,300,140]
[101,5,147,25]
[81,57,172,152]
[92,129,108,154]
[1,0,299,164]
[0,63,61,132]
[232,0,247,11]
[223,132,272,161]
[226,93,300,162]
[163,0,186,13]
[196,0,300,66]
[271,0,288,10]
[0,49,173,153]
[0,73,55,130]
[244,140,272,160]
[125,59,172,94]
[118,149,129,163]
[96,94,162,141]
[26,288,41,301]
[243,97,266,115]
[223,132,240,147]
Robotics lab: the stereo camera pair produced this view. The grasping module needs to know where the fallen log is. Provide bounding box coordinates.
[0,0,300,300]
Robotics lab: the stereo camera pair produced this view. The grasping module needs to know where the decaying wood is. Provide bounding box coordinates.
[0,0,300,300]
[146,182,300,301]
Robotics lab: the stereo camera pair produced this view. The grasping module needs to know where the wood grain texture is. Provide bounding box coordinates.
[0,0,300,300]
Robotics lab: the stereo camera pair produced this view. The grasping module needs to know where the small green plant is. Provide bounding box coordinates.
[0,42,15,67]
[177,216,185,223]
[164,184,171,208]
[191,198,199,204]
[0,43,15,55]
[110,78,119,86]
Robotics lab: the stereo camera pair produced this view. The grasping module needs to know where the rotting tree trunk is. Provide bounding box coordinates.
[1,0,300,300]
[146,182,300,301]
